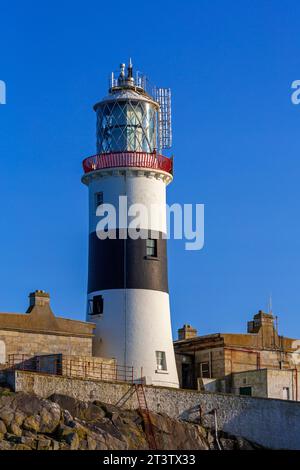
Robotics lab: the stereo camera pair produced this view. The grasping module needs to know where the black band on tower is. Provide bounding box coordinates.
[87,229,169,294]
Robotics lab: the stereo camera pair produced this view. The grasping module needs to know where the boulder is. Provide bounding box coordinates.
[36,437,52,450]
[49,394,105,422]
[65,432,80,450]
[19,435,37,448]
[147,412,209,450]
[14,443,31,450]
[0,419,7,434]
[9,422,22,437]
[0,392,61,434]
[0,440,15,450]
[87,435,97,450]
[23,415,41,433]
[220,437,235,450]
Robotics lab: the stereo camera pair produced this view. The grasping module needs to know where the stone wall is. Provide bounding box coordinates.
[0,330,92,362]
[231,368,297,400]
[36,354,117,382]
[8,370,300,450]
[267,369,295,400]
[231,369,268,397]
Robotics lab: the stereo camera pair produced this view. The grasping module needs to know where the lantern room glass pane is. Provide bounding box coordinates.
[96,100,156,153]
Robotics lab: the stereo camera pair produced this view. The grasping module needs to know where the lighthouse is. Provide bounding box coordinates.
[82,61,179,388]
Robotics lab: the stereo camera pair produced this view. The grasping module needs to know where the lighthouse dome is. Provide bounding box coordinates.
[94,62,159,154]
[95,88,159,107]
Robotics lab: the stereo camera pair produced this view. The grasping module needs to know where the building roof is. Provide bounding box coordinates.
[0,290,95,338]
[174,310,300,353]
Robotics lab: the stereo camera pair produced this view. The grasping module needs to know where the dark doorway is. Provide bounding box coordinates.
[182,363,195,389]
[239,386,252,396]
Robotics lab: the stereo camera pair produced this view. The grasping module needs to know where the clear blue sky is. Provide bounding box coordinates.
[1,0,300,339]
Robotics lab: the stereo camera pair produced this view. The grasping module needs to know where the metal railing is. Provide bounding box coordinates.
[82,151,173,175]
[8,354,135,384]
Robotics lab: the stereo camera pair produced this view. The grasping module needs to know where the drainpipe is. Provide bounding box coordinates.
[286,368,298,401]
[209,351,212,378]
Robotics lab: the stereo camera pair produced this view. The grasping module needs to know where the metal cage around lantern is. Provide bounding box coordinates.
[94,61,173,154]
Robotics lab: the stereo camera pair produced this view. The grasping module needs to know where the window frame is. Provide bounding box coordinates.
[146,238,158,258]
[199,361,210,378]
[89,295,104,316]
[155,350,167,371]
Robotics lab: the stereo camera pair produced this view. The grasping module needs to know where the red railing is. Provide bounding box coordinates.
[82,151,173,175]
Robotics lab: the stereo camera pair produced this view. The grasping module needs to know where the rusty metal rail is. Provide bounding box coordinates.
[8,354,135,384]
[115,383,157,450]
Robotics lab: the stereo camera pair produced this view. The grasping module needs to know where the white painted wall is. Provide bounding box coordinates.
[88,289,179,388]
[267,369,295,400]
[84,168,179,388]
[87,170,168,234]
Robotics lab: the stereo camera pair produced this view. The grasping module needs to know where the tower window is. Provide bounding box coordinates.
[89,295,104,316]
[146,238,157,257]
[95,192,103,210]
[156,351,167,371]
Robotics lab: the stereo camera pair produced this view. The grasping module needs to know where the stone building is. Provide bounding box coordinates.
[174,310,300,400]
[0,290,95,363]
[229,369,296,400]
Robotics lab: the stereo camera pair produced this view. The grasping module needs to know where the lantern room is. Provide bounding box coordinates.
[93,61,172,154]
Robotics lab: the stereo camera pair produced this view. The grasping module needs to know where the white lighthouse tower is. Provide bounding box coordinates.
[82,61,179,388]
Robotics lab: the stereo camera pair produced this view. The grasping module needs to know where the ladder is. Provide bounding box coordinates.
[135,383,157,450]
[115,383,158,450]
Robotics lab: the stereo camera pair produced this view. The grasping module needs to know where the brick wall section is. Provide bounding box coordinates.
[0,330,92,359]
[0,290,95,362]
[8,370,300,450]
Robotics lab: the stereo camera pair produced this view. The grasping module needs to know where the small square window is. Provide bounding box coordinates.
[156,351,167,371]
[199,362,210,378]
[146,238,157,257]
[239,386,252,396]
[89,295,104,316]
[95,192,103,210]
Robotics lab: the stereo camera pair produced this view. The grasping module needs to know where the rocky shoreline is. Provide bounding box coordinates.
[0,386,261,450]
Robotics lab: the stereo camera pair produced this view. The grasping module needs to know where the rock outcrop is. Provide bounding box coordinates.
[0,387,260,450]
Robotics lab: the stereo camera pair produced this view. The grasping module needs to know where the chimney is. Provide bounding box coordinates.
[27,290,50,311]
[247,310,275,333]
[178,324,197,340]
